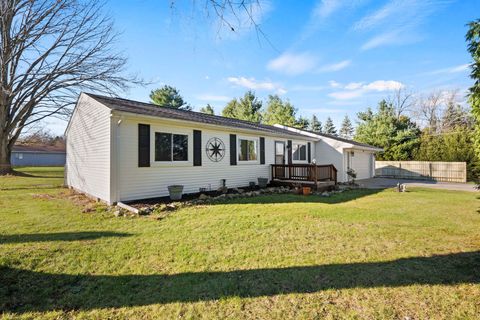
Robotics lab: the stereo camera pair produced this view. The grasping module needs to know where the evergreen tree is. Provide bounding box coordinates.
[295,116,310,130]
[355,100,420,160]
[466,20,480,173]
[200,104,215,115]
[262,95,297,127]
[150,85,191,110]
[310,115,322,133]
[339,115,354,139]
[221,91,262,122]
[324,117,337,135]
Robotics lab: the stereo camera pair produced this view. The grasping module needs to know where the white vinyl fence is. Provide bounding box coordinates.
[375,161,467,183]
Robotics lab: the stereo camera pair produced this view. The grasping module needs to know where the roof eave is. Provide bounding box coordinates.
[112,110,316,141]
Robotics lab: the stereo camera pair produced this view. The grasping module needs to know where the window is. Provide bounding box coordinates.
[292,144,306,161]
[155,132,188,162]
[238,138,257,161]
[16,153,23,160]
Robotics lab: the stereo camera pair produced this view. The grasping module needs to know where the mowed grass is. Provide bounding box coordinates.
[1,168,480,319]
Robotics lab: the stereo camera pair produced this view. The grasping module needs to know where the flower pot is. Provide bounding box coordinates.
[257,177,268,188]
[168,185,184,200]
[302,186,311,196]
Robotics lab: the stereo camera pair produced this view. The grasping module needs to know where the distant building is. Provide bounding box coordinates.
[11,144,66,166]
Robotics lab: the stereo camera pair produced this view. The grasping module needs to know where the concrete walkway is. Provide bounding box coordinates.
[357,177,477,192]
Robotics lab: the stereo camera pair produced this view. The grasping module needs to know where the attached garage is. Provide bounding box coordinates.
[345,149,376,180]
[274,125,383,182]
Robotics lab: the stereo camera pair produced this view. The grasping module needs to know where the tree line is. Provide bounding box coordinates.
[149,85,355,139]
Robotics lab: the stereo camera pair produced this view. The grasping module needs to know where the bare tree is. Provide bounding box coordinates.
[414,91,444,132]
[0,0,139,174]
[387,88,416,119]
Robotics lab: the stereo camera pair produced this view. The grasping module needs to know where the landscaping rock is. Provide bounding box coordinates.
[113,210,121,217]
[321,191,331,197]
[165,203,177,211]
[237,188,245,194]
[199,194,210,200]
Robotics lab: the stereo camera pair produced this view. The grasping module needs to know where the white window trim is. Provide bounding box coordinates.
[152,130,192,166]
[292,142,308,162]
[237,136,259,164]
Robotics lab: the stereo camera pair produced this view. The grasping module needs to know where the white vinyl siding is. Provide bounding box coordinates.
[65,94,112,203]
[115,117,311,201]
[314,138,346,182]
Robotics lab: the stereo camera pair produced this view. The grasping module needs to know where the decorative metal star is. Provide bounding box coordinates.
[206,137,225,162]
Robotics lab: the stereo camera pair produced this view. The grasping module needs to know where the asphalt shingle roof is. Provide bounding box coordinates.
[86,93,309,139]
[303,129,382,150]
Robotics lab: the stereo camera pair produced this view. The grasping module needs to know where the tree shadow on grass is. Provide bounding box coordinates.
[0,231,132,244]
[212,188,383,205]
[7,169,63,179]
[1,251,478,313]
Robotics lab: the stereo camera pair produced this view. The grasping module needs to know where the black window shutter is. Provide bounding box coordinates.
[230,134,237,165]
[259,137,265,164]
[287,140,292,164]
[307,142,311,163]
[193,130,202,166]
[138,124,150,167]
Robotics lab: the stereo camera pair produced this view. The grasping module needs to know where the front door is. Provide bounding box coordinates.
[275,141,285,178]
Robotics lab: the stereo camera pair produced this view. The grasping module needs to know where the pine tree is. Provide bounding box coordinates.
[150,85,191,110]
[324,117,337,135]
[200,104,215,115]
[466,20,480,173]
[310,115,322,133]
[262,95,297,127]
[339,115,354,139]
[295,116,310,130]
[222,91,262,122]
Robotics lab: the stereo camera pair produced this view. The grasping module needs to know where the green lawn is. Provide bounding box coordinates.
[1,167,479,319]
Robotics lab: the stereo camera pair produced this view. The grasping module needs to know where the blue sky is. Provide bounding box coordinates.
[47,0,479,134]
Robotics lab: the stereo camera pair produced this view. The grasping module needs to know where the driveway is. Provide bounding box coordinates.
[357,177,477,192]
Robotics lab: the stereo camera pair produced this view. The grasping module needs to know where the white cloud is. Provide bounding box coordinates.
[344,82,363,90]
[428,64,470,75]
[227,76,286,94]
[267,52,318,75]
[317,59,352,73]
[355,0,449,50]
[363,80,404,91]
[313,0,343,18]
[299,0,367,42]
[329,80,341,88]
[195,94,231,102]
[328,80,405,100]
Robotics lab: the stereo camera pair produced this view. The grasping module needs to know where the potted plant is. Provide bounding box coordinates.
[347,168,357,185]
[292,183,302,194]
[257,177,268,188]
[302,186,311,195]
[168,185,184,200]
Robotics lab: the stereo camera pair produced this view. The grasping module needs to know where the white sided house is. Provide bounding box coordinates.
[275,125,383,182]
[66,93,328,205]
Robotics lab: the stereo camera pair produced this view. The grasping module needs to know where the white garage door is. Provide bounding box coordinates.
[350,150,373,180]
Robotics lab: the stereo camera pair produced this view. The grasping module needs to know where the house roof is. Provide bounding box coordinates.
[13,144,66,153]
[303,130,383,151]
[85,93,310,139]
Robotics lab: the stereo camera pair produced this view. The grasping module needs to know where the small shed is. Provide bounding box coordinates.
[11,144,66,167]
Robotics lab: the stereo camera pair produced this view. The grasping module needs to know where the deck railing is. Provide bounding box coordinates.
[271,164,337,184]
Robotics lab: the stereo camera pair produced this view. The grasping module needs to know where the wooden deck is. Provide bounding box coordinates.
[271,164,337,190]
